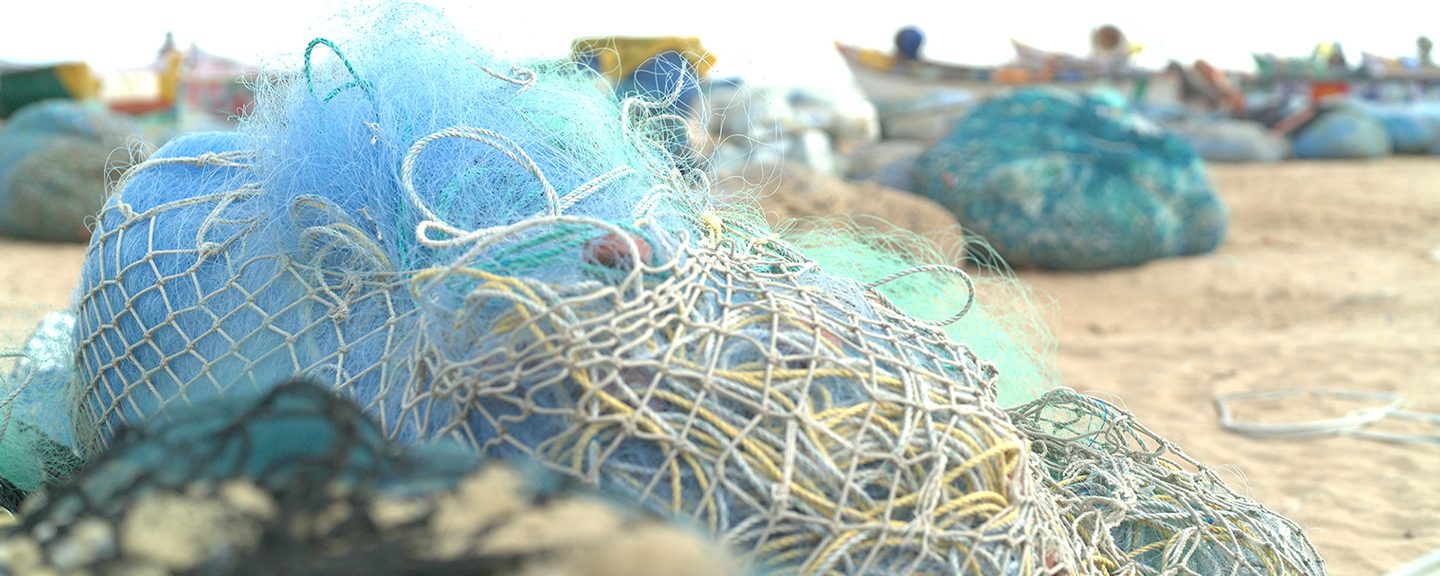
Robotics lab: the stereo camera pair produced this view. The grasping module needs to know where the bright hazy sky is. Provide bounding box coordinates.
[3,1,1437,88]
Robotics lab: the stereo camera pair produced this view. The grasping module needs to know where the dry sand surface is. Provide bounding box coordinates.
[0,158,1436,574]
[1020,159,1440,575]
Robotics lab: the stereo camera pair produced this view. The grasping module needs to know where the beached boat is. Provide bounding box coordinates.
[0,62,100,118]
[834,41,1153,104]
[1242,46,1440,104]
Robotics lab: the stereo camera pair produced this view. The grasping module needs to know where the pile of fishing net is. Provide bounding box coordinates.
[914,88,1229,270]
[1291,101,1391,159]
[0,99,135,242]
[0,380,735,576]
[0,5,1321,574]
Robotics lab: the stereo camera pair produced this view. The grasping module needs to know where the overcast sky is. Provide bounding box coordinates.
[3,1,1437,87]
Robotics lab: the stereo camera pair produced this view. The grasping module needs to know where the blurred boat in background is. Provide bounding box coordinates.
[834,40,1156,104]
[0,62,100,118]
[2,33,255,145]
[1243,39,1440,105]
[103,33,256,141]
[835,24,1156,105]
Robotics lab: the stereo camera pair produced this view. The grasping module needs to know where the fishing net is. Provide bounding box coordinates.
[69,6,1077,572]
[0,99,136,242]
[1008,389,1324,575]
[0,379,736,575]
[5,4,1321,574]
[784,220,1058,408]
[913,88,1228,270]
[1291,102,1391,160]
[0,311,84,510]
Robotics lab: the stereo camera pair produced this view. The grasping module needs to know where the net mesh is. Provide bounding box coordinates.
[76,140,1079,570]
[784,219,1059,408]
[1,4,1324,574]
[0,380,735,575]
[1008,389,1324,575]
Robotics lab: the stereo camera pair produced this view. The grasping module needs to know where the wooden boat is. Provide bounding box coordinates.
[834,41,1153,104]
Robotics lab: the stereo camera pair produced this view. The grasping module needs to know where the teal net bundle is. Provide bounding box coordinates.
[0,311,84,508]
[913,89,1229,270]
[0,99,135,242]
[0,379,736,575]
[46,4,1323,574]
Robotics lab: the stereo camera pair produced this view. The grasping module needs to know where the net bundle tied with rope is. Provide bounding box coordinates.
[19,3,1326,574]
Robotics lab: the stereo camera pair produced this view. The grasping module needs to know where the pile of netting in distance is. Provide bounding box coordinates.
[47,4,1323,574]
[0,379,736,576]
[914,88,1228,270]
[0,99,135,242]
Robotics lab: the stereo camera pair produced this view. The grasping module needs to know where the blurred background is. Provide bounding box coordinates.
[1,2,1438,575]
[2,0,1436,84]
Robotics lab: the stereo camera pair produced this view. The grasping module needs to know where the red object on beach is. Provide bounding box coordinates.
[1309,81,1350,104]
[583,232,652,269]
[1271,106,1318,138]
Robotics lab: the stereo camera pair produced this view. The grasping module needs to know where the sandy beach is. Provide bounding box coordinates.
[1022,158,1440,575]
[0,158,1436,574]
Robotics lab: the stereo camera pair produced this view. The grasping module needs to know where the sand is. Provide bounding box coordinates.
[1020,158,1440,575]
[1,158,1436,574]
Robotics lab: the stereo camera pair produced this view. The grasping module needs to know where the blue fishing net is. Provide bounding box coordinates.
[69,5,1074,572]
[914,88,1228,270]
